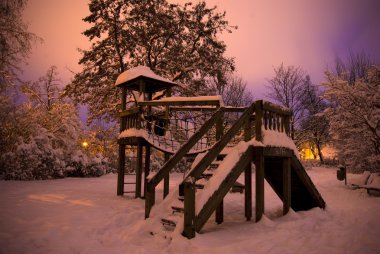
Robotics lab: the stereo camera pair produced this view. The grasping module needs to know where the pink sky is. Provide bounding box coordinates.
[23,0,380,99]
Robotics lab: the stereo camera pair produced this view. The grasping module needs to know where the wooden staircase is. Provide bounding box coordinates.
[143,100,326,239]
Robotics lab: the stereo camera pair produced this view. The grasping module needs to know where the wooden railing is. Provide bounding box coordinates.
[262,101,292,137]
[145,107,225,218]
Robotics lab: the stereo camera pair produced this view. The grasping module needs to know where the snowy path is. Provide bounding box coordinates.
[1,168,379,254]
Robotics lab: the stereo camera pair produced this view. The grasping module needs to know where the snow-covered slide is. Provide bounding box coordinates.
[264,154,326,211]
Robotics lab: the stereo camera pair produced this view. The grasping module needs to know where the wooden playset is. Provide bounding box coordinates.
[115,66,325,239]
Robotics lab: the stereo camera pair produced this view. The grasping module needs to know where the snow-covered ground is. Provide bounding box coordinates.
[0,167,379,254]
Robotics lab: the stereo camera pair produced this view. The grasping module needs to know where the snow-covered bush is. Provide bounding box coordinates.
[323,66,380,173]
[0,67,115,180]
[0,124,113,180]
[0,130,65,180]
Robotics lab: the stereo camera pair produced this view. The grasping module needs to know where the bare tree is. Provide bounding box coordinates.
[211,70,253,107]
[299,75,329,162]
[21,66,62,112]
[266,63,307,139]
[334,51,375,85]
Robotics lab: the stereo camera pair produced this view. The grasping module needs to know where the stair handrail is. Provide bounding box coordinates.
[183,103,256,182]
[193,145,254,235]
[145,107,225,218]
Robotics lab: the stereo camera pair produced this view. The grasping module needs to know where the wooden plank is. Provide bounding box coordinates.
[255,100,263,142]
[144,145,151,198]
[145,185,155,219]
[119,107,139,117]
[135,144,143,198]
[183,181,196,239]
[195,146,254,232]
[215,200,223,224]
[224,107,247,112]
[117,144,125,196]
[170,106,218,112]
[244,115,252,221]
[283,158,291,215]
[262,101,292,116]
[245,162,252,221]
[263,147,293,157]
[215,106,224,224]
[118,136,147,146]
[254,147,264,222]
[138,100,221,107]
[164,153,170,198]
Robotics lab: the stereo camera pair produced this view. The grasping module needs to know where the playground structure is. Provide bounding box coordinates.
[116,66,326,239]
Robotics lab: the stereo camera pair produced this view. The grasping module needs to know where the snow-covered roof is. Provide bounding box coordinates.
[115,66,176,87]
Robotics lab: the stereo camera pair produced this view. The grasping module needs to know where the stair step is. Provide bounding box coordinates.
[124,182,136,184]
[216,154,226,160]
[171,206,185,213]
[208,164,219,169]
[161,218,176,231]
[195,184,204,189]
[123,191,135,194]
[231,182,245,193]
[196,173,213,180]
[178,196,184,202]
[124,173,136,175]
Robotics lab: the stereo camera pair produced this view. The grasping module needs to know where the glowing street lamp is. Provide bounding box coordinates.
[82,141,89,148]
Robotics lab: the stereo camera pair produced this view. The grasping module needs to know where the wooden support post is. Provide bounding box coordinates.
[117,144,125,196]
[117,87,127,196]
[255,100,263,142]
[215,103,224,224]
[163,153,170,198]
[245,162,252,221]
[145,184,155,218]
[136,143,143,198]
[283,157,291,215]
[215,200,224,224]
[162,88,171,199]
[183,181,196,239]
[121,88,127,131]
[144,145,151,198]
[254,147,264,222]
[244,116,252,220]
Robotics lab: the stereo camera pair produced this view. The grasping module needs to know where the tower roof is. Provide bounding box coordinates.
[115,66,176,93]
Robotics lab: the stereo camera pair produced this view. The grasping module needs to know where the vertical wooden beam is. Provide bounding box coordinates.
[163,87,171,199]
[283,157,291,215]
[183,181,196,239]
[244,117,252,221]
[163,153,170,198]
[136,143,143,198]
[145,184,155,218]
[254,147,264,222]
[215,102,224,224]
[117,144,125,196]
[118,87,127,196]
[144,144,151,198]
[215,200,224,224]
[121,88,127,131]
[245,163,252,221]
[255,100,263,142]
